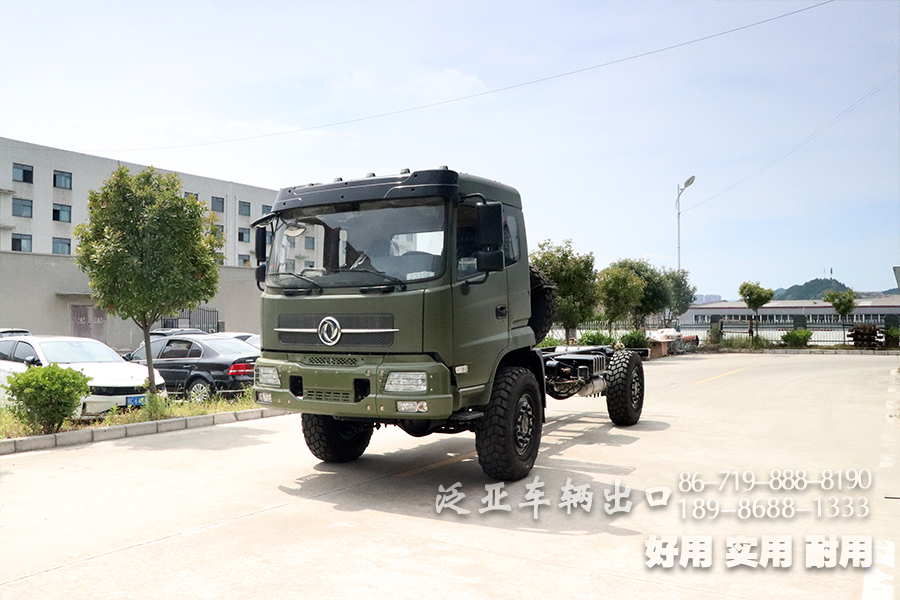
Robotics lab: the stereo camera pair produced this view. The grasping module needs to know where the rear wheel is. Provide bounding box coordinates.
[186,378,212,402]
[605,350,644,425]
[302,414,374,463]
[475,367,543,481]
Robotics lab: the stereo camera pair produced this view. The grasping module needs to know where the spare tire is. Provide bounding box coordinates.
[529,264,556,344]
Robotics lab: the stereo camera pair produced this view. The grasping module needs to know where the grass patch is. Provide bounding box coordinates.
[1,388,258,439]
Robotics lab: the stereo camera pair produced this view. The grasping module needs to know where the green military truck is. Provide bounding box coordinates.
[251,167,645,481]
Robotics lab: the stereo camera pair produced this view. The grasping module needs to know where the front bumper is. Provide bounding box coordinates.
[254,353,454,419]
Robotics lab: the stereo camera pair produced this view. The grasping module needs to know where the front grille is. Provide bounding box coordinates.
[305,389,352,403]
[91,386,144,396]
[277,314,395,347]
[306,356,359,367]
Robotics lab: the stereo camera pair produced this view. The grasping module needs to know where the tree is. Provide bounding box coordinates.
[74,167,222,392]
[738,281,774,338]
[609,259,672,328]
[596,266,645,335]
[530,239,599,341]
[823,288,856,342]
[663,269,697,327]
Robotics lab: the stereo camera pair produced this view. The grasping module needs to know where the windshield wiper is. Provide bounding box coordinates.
[330,266,407,292]
[276,272,323,293]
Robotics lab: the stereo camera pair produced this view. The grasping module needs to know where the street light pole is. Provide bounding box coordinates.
[676,175,695,272]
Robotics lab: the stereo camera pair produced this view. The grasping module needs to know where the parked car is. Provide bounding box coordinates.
[0,328,30,338]
[149,328,209,337]
[209,331,260,348]
[124,334,259,401]
[0,335,166,417]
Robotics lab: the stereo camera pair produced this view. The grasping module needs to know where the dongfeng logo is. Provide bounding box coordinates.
[317,317,342,346]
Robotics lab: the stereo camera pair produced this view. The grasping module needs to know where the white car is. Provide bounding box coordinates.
[0,335,166,417]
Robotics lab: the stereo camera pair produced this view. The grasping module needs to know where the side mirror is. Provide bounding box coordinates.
[122,353,133,362]
[255,264,267,284]
[475,202,503,250]
[255,227,267,265]
[24,356,42,368]
[476,250,504,273]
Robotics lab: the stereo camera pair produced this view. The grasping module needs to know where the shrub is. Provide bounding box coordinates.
[619,330,651,349]
[707,324,723,345]
[2,364,91,435]
[782,329,813,348]
[536,336,562,349]
[579,330,616,346]
[884,327,899,348]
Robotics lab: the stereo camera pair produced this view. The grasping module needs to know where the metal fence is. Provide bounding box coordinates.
[160,307,220,333]
[550,321,864,346]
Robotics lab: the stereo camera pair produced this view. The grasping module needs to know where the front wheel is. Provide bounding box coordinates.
[302,414,374,463]
[475,367,543,481]
[605,350,644,425]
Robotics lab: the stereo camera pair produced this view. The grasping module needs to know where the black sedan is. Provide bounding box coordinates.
[125,334,259,401]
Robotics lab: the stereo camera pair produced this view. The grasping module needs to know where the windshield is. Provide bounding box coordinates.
[266,196,446,289]
[41,339,124,363]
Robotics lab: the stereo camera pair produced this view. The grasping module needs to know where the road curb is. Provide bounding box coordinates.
[0,408,290,456]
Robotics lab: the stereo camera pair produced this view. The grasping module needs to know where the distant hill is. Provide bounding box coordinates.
[884,287,899,295]
[774,278,849,301]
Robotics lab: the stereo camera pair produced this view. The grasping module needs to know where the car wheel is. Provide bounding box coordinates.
[605,350,644,425]
[187,378,213,402]
[301,414,374,462]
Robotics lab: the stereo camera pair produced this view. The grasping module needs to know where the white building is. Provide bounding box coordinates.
[0,137,279,350]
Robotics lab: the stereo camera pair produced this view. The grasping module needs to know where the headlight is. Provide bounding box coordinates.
[384,372,427,393]
[257,366,280,387]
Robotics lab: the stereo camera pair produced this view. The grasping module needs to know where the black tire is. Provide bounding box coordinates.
[186,378,213,402]
[475,367,543,481]
[301,414,374,463]
[605,350,644,426]
[529,264,556,345]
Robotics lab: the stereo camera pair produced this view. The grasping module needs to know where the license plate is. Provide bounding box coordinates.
[126,395,145,407]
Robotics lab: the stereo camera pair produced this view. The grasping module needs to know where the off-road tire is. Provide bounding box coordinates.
[528,264,556,345]
[475,367,543,481]
[301,414,374,463]
[605,350,644,426]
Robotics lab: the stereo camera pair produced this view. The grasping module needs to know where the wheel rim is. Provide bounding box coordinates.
[514,394,535,455]
[189,382,210,402]
[630,370,642,409]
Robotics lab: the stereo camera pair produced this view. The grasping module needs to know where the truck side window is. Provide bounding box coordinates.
[503,212,520,266]
[456,205,478,280]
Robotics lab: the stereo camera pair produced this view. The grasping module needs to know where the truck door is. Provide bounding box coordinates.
[451,203,509,390]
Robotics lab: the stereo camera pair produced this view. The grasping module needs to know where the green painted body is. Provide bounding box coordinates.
[253,169,538,423]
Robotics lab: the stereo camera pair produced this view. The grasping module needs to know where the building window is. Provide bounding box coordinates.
[215,225,224,239]
[266,230,273,245]
[52,237,71,255]
[12,198,32,218]
[13,163,34,183]
[305,236,315,250]
[53,203,72,222]
[53,170,72,189]
[211,196,225,212]
[262,204,272,214]
[238,254,251,267]
[238,227,250,243]
[304,260,315,269]
[238,201,250,216]
[184,191,198,200]
[285,258,295,273]
[215,254,225,266]
[11,234,32,252]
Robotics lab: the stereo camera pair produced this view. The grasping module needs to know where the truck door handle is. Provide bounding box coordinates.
[496,305,508,319]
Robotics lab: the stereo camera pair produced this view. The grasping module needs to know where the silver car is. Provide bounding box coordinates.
[0,335,166,417]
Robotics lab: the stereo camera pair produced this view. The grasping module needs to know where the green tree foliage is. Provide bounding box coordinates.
[2,364,91,434]
[596,266,645,334]
[663,269,697,326]
[609,259,672,328]
[74,167,222,392]
[530,239,599,341]
[823,289,856,321]
[738,281,774,338]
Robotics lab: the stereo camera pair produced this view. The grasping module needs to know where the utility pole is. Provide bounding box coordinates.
[676,175,695,271]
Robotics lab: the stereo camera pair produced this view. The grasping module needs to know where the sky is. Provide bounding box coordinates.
[1,0,898,298]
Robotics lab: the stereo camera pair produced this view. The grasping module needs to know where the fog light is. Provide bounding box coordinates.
[257,391,273,404]
[397,400,428,413]
[257,366,280,387]
[385,372,427,392]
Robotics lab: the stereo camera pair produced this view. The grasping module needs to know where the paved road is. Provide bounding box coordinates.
[1,354,897,600]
